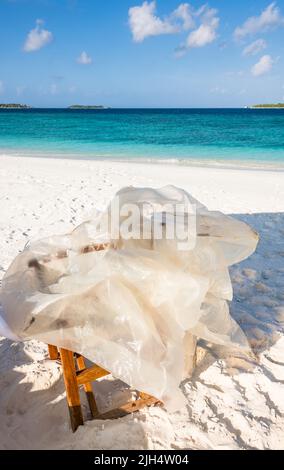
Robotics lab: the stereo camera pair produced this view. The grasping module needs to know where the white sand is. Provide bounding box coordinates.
[0,154,284,450]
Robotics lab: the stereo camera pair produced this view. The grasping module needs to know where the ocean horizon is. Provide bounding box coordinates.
[1,108,284,168]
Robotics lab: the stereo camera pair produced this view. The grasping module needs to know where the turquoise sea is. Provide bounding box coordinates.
[0,108,284,167]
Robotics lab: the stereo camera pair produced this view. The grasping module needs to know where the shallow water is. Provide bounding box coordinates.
[1,108,284,165]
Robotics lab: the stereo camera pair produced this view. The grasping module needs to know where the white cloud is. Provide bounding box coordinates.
[128,2,219,53]
[251,54,274,76]
[77,51,92,65]
[186,6,219,48]
[0,81,4,94]
[187,20,218,47]
[172,3,195,30]
[23,19,53,52]
[128,1,178,42]
[242,38,267,56]
[234,2,284,40]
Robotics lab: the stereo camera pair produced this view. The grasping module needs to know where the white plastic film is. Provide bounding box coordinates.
[0,186,258,409]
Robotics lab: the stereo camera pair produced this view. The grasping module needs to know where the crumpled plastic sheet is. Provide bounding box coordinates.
[0,186,258,410]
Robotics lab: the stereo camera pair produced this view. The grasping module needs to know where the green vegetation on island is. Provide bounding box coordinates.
[68,105,109,110]
[251,103,284,108]
[0,103,31,109]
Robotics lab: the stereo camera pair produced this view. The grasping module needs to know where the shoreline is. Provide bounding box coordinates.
[1,149,284,173]
[1,153,284,215]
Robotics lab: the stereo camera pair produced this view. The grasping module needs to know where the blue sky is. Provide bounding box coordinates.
[0,0,284,107]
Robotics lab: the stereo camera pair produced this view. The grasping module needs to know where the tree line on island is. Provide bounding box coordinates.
[68,105,110,109]
[0,103,31,109]
[0,103,110,109]
[250,103,284,108]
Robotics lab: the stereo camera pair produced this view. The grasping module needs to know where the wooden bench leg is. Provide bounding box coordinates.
[48,344,59,360]
[76,355,99,419]
[59,348,84,432]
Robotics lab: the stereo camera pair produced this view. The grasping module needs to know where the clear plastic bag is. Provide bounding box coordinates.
[0,186,258,409]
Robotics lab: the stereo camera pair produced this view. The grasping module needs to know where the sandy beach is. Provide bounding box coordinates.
[0,154,284,450]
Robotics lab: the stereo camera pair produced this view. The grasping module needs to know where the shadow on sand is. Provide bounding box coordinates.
[192,211,284,378]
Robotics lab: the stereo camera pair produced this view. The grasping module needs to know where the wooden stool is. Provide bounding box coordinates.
[48,344,161,432]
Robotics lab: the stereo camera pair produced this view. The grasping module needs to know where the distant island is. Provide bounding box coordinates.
[68,105,110,110]
[250,103,284,109]
[0,103,31,109]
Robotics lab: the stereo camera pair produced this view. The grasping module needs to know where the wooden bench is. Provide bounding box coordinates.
[48,344,161,432]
